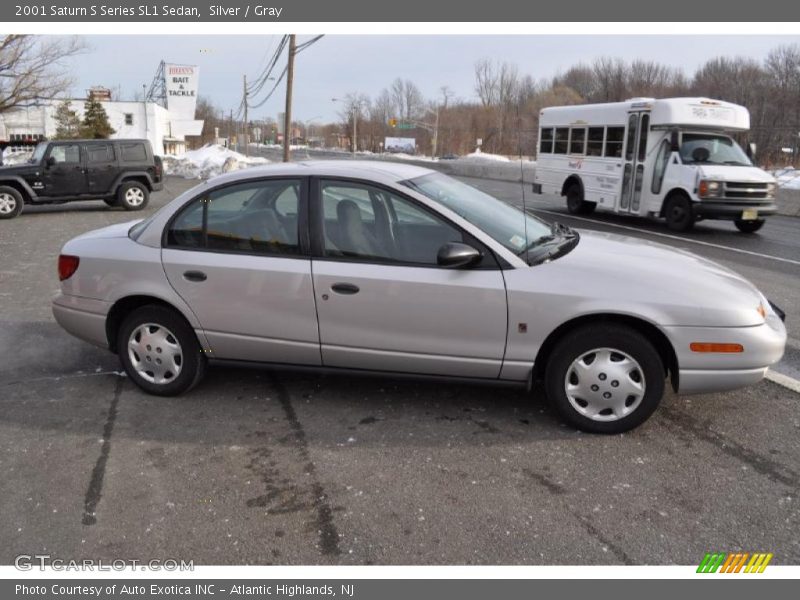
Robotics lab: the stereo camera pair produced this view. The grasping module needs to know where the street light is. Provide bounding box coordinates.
[332,97,366,155]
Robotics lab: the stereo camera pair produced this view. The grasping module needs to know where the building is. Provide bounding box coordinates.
[0,62,203,157]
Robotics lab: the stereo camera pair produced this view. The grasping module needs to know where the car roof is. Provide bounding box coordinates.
[204,160,438,187]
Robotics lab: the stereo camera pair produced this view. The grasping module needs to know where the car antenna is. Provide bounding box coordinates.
[515,103,529,259]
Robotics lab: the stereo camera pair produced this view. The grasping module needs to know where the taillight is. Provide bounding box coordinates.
[58,255,80,281]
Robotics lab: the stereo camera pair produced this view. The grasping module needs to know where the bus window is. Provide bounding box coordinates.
[651,139,671,194]
[554,128,569,154]
[625,114,638,161]
[569,128,586,154]
[605,127,624,158]
[540,128,554,154]
[637,115,650,162]
[587,127,604,156]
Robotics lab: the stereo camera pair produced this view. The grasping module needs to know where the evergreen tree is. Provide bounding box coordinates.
[53,99,81,139]
[81,97,115,139]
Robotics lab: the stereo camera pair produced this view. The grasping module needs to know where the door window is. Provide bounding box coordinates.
[87,144,115,163]
[320,181,463,266]
[637,114,650,162]
[651,139,671,194]
[625,114,638,161]
[49,145,80,164]
[167,179,303,255]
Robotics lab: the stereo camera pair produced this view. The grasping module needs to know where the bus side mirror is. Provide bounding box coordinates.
[669,130,680,153]
[747,143,756,160]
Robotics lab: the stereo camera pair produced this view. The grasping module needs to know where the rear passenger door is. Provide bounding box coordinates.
[86,143,117,194]
[161,177,321,365]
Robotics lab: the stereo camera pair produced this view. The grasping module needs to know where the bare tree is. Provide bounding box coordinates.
[0,35,86,113]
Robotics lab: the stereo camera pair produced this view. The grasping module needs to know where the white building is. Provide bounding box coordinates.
[0,63,203,156]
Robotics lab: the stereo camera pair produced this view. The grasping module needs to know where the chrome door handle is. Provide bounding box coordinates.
[331,282,359,295]
[183,270,207,282]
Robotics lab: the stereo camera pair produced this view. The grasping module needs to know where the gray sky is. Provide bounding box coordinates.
[65,35,800,123]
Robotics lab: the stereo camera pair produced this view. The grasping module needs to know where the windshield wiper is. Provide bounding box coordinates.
[516,221,577,256]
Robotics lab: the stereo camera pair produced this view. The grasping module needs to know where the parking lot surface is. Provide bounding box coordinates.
[1,174,798,565]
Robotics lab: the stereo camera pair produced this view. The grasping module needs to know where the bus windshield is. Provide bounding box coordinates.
[679,133,752,167]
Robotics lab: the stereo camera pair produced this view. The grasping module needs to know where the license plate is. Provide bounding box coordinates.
[741,209,758,221]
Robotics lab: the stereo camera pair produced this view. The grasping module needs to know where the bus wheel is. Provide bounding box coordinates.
[734,218,765,233]
[566,184,596,215]
[664,195,694,232]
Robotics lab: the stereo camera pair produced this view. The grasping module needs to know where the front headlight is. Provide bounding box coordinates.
[766,182,777,198]
[698,180,723,198]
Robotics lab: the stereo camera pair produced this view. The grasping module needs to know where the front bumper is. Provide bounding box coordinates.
[665,317,787,395]
[52,293,110,350]
[693,200,777,219]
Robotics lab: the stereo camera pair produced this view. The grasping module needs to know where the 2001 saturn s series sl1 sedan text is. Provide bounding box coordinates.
[52,161,787,433]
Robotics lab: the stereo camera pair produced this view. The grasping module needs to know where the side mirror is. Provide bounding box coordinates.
[437,242,481,269]
[45,156,56,168]
[669,129,680,153]
[747,142,756,160]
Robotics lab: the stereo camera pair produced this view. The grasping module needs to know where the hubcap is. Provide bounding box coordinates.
[564,347,646,422]
[125,187,145,206]
[127,323,182,385]
[0,192,17,214]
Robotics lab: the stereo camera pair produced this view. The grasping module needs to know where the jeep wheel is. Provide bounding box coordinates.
[0,186,24,219]
[118,181,149,211]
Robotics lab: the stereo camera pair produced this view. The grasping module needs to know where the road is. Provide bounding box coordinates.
[0,174,798,566]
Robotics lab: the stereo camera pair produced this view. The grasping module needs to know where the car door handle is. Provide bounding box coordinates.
[331,282,359,295]
[183,270,207,282]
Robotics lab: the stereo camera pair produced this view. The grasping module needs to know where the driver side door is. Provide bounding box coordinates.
[310,179,508,378]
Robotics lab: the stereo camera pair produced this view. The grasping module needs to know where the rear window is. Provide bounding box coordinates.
[120,143,147,162]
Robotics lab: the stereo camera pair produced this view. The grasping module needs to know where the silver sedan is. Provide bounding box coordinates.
[52,161,787,433]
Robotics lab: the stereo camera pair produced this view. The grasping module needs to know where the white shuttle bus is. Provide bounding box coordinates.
[533,98,777,232]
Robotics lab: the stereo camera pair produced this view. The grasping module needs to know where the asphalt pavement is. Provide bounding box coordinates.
[0,174,798,566]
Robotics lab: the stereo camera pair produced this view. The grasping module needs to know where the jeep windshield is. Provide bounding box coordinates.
[30,142,48,164]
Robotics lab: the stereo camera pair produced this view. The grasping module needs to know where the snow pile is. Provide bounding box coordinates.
[387,152,436,162]
[773,167,800,190]
[163,144,269,179]
[460,149,512,163]
[1,150,33,166]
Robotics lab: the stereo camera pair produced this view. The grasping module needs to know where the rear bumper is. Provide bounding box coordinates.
[52,293,110,350]
[151,180,164,191]
[693,200,777,219]
[666,317,786,395]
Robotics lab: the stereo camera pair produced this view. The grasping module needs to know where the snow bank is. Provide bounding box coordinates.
[1,150,33,166]
[773,167,800,190]
[460,149,512,163]
[163,144,269,179]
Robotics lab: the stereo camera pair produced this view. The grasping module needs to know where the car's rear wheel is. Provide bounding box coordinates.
[118,181,149,211]
[664,194,694,232]
[544,324,665,433]
[117,305,206,396]
[566,183,596,215]
[0,186,24,219]
[734,218,765,233]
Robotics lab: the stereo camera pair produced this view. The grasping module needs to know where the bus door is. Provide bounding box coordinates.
[618,112,650,214]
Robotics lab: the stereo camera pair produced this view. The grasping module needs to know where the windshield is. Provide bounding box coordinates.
[401,172,554,255]
[30,142,48,164]
[680,133,752,166]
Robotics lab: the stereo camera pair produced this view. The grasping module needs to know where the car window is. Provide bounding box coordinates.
[87,144,115,163]
[50,145,81,164]
[320,180,462,266]
[120,143,147,162]
[167,179,302,256]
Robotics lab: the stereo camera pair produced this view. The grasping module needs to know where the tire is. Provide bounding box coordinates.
[0,186,24,219]
[117,181,149,211]
[103,198,118,207]
[117,305,206,396]
[734,218,765,234]
[544,324,665,434]
[565,184,596,215]
[663,194,694,232]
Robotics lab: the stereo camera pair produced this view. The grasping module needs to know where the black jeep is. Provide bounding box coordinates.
[0,139,163,219]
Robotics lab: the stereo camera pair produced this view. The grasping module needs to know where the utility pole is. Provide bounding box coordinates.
[431,104,439,159]
[352,106,358,156]
[243,74,249,156]
[283,34,296,163]
[228,108,233,148]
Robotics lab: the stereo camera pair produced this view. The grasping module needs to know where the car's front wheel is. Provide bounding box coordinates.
[118,181,149,211]
[117,305,206,396]
[544,324,665,433]
[0,186,24,219]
